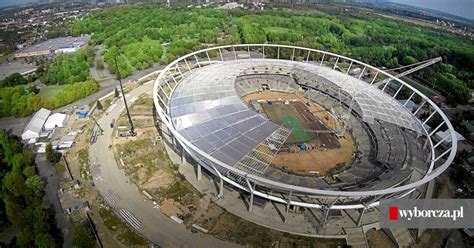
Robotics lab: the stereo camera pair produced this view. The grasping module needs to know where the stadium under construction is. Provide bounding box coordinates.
[152,44,457,240]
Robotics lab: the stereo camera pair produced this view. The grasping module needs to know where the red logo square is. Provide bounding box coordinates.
[389,206,398,220]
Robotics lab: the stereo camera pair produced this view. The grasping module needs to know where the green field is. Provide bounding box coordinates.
[261,102,315,144]
[38,85,67,100]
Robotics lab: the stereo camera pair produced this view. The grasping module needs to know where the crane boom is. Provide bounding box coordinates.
[374,57,442,87]
[299,56,443,137]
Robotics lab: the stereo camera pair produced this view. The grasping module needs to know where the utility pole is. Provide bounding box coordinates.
[114,56,136,136]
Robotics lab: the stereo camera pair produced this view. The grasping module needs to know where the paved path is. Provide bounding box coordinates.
[89,81,239,247]
[0,116,30,136]
[36,154,72,248]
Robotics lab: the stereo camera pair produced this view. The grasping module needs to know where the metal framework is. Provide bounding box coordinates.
[153,44,457,211]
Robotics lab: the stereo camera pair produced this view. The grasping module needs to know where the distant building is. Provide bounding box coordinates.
[55,44,78,54]
[21,108,51,141]
[14,35,90,60]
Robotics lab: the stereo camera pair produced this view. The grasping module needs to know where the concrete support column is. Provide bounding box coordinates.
[322,207,330,227]
[172,135,176,146]
[218,177,224,197]
[357,208,366,226]
[246,178,254,212]
[249,191,254,212]
[284,190,292,223]
[197,163,202,181]
[181,149,187,164]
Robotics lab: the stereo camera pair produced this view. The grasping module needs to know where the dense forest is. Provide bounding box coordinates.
[0,130,59,247]
[0,46,96,117]
[71,6,473,104]
[0,73,28,88]
[41,48,93,85]
[0,79,99,117]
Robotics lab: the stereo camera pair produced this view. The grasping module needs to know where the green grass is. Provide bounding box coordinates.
[116,138,153,157]
[38,85,67,100]
[99,208,148,247]
[55,160,66,174]
[212,212,346,247]
[164,181,196,205]
[282,115,313,143]
[261,102,315,144]
[78,148,91,180]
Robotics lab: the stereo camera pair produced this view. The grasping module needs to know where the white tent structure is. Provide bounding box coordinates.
[21,108,51,140]
[44,113,68,131]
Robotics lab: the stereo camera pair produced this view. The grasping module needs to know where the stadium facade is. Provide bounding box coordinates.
[153,44,457,220]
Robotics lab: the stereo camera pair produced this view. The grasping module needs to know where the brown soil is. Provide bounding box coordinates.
[366,229,396,248]
[243,91,355,175]
[57,111,124,247]
[411,229,450,248]
[160,199,184,216]
[141,170,174,190]
[271,134,354,175]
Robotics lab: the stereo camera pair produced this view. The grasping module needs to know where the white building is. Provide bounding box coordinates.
[58,132,77,149]
[21,108,51,141]
[44,113,68,131]
[55,45,78,54]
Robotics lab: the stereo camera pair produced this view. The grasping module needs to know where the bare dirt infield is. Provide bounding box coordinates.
[243,91,355,175]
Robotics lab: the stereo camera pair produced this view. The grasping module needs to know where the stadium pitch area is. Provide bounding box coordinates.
[261,101,315,144]
[244,91,353,175]
[260,100,339,148]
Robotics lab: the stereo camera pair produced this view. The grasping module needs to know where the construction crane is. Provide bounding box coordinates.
[321,57,443,107]
[374,57,442,89]
[114,56,136,137]
[90,116,104,134]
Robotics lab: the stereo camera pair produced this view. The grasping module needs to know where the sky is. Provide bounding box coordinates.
[389,0,474,20]
[0,0,35,8]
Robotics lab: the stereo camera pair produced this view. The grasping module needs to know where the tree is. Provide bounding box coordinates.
[0,130,59,247]
[0,73,28,88]
[34,233,56,248]
[42,51,91,85]
[3,172,27,198]
[72,224,96,248]
[25,175,44,198]
[95,59,104,70]
[45,143,60,164]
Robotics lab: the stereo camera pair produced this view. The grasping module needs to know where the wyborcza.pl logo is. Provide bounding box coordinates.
[380,199,473,228]
[388,206,463,221]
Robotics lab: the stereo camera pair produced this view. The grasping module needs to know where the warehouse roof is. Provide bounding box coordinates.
[22,108,51,140]
[44,113,68,130]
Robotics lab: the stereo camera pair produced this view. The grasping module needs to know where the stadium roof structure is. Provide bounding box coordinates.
[170,61,291,177]
[154,44,458,210]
